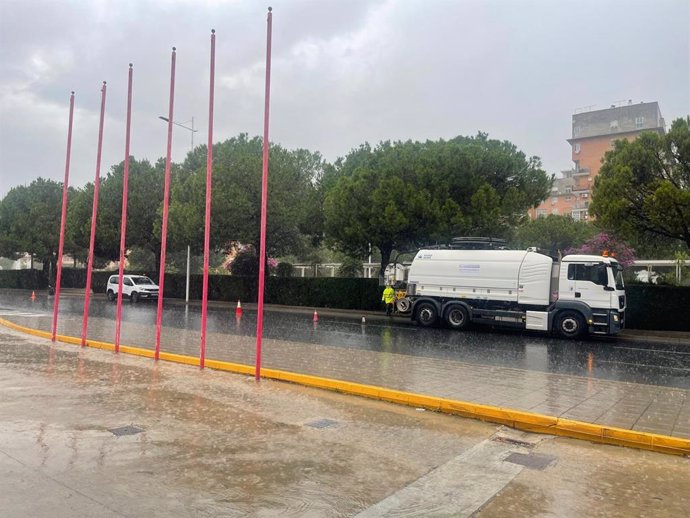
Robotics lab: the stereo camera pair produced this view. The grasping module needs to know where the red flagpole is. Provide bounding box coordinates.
[154,47,177,360]
[81,82,107,346]
[255,7,273,381]
[200,31,216,369]
[51,91,75,342]
[115,64,134,353]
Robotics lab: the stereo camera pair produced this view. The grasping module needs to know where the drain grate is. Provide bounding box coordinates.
[305,418,339,429]
[109,425,144,437]
[504,452,557,471]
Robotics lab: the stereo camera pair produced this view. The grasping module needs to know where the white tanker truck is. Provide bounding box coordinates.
[404,248,626,338]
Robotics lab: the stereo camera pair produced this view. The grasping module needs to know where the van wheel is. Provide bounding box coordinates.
[131,292,139,303]
[416,302,438,327]
[107,290,115,302]
[445,305,469,330]
[556,310,585,339]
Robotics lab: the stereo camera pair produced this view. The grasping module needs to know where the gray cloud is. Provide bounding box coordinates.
[1,0,688,197]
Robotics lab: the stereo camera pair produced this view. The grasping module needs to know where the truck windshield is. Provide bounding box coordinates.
[611,262,624,290]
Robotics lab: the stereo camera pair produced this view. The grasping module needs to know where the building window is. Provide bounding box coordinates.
[571,211,581,221]
[610,120,619,130]
[552,208,559,215]
[574,143,581,154]
[635,116,645,129]
[574,126,581,136]
[537,209,547,218]
[565,196,572,201]
[565,187,572,194]
[552,197,558,204]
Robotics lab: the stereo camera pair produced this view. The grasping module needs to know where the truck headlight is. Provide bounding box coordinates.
[613,314,619,322]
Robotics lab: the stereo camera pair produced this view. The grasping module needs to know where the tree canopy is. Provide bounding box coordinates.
[0,178,75,273]
[324,134,551,277]
[512,215,595,256]
[590,117,690,251]
[166,135,324,259]
[66,157,164,266]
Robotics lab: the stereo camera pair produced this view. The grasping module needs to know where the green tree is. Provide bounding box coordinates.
[67,158,165,268]
[590,117,690,251]
[167,135,324,259]
[513,215,595,256]
[0,178,75,275]
[324,135,551,278]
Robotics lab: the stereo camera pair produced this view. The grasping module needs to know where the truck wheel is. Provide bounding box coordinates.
[131,291,139,303]
[445,305,469,330]
[396,297,411,313]
[556,310,585,339]
[416,302,438,327]
[107,290,115,302]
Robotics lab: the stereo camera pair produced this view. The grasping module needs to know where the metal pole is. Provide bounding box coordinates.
[51,91,75,342]
[200,30,216,369]
[191,116,194,150]
[115,65,134,353]
[81,82,107,346]
[185,244,191,303]
[155,47,177,361]
[255,7,273,382]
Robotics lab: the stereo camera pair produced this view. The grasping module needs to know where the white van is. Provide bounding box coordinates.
[106,275,159,303]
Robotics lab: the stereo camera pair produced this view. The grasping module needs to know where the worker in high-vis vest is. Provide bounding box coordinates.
[382,284,395,316]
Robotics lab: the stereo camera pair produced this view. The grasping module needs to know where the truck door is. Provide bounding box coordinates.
[567,262,612,309]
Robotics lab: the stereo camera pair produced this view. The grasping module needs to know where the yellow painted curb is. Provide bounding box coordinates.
[1,317,689,456]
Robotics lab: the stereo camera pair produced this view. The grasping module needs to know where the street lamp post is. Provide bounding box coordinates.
[158,116,198,151]
[158,115,199,303]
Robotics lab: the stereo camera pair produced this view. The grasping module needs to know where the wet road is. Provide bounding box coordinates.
[2,289,690,390]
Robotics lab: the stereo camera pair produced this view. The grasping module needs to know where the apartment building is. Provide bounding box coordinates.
[530,101,665,220]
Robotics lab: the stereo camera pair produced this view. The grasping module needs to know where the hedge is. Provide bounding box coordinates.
[0,269,381,311]
[1,269,688,330]
[624,284,690,332]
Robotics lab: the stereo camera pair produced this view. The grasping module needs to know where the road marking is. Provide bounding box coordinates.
[0,311,46,318]
[597,359,690,371]
[613,345,690,356]
[355,429,544,517]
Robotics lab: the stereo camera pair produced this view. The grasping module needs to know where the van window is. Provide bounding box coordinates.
[567,263,608,286]
[108,276,116,284]
[123,278,134,286]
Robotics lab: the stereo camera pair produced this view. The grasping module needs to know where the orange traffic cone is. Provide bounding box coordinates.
[235,300,242,317]
[313,310,319,323]
[31,291,36,301]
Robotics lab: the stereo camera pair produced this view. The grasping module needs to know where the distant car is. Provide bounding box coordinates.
[106,275,159,303]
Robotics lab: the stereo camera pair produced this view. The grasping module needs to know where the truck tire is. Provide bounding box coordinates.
[445,305,469,330]
[131,291,139,303]
[396,297,411,313]
[415,302,438,327]
[107,290,115,302]
[556,310,585,339]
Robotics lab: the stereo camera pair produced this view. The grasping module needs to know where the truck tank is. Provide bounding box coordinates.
[407,249,554,306]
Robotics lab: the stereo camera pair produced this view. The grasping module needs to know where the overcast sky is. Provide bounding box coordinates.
[1,0,688,197]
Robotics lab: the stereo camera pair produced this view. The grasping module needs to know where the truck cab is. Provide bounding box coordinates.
[556,255,625,335]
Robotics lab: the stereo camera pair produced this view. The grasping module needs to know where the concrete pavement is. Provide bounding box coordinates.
[2,328,689,517]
